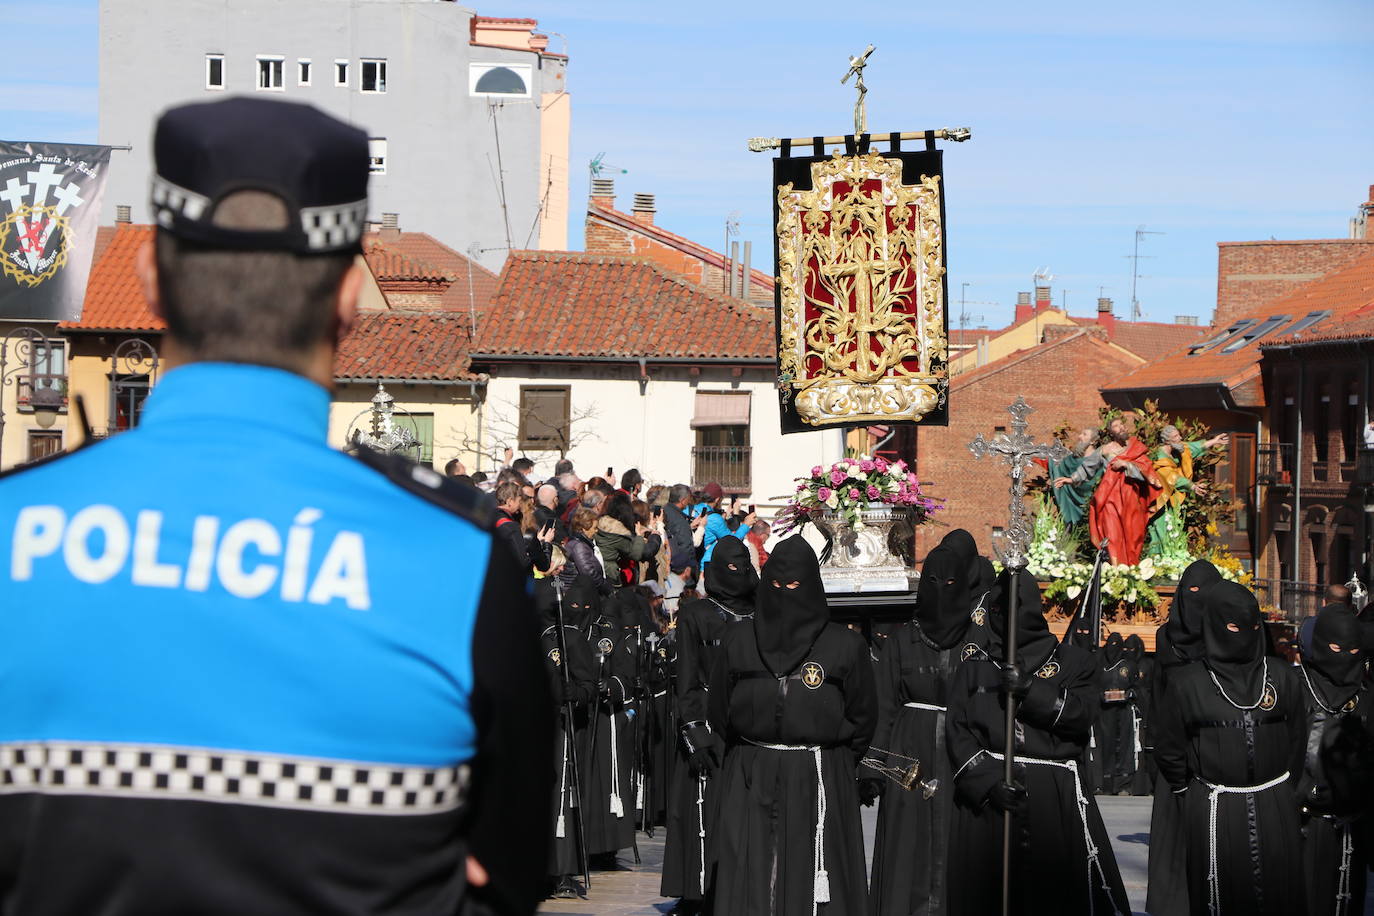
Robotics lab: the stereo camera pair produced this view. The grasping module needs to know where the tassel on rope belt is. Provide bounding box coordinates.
[903,701,947,712]
[988,752,1125,916]
[1197,771,1289,916]
[743,738,833,916]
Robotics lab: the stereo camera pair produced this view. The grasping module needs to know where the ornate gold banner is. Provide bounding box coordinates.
[773,148,949,432]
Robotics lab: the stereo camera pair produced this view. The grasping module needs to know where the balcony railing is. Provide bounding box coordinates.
[1251,578,1324,625]
[692,445,752,494]
[1256,443,1295,487]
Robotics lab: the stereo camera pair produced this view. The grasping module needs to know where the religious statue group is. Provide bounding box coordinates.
[535,525,1374,916]
[1048,417,1228,566]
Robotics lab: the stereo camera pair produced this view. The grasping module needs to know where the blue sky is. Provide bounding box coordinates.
[4,0,1371,327]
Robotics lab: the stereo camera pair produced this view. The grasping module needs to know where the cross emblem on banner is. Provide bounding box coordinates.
[967,397,1067,568]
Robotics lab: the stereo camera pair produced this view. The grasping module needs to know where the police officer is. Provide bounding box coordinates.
[0,97,553,915]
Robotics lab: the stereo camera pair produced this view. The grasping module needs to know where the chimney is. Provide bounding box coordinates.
[115,204,131,224]
[590,178,615,210]
[1175,315,1198,326]
[1096,296,1115,334]
[742,241,752,301]
[1034,284,1052,312]
[631,192,656,225]
[1359,184,1374,240]
[729,241,740,297]
[1014,291,1033,324]
[380,212,400,238]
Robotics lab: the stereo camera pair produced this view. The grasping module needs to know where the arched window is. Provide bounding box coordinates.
[475,66,526,94]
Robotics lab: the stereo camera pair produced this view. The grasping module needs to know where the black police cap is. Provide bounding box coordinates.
[151,97,369,255]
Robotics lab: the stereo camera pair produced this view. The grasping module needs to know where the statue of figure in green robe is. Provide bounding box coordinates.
[1048,428,1104,527]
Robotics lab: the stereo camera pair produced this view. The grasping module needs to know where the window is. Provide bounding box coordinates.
[1282,310,1332,338]
[111,373,152,431]
[519,386,570,451]
[1189,318,1257,354]
[206,54,225,90]
[256,56,284,91]
[27,431,62,462]
[17,340,65,412]
[360,59,387,93]
[469,62,532,98]
[691,391,752,493]
[399,412,434,465]
[334,59,349,87]
[1218,315,1289,354]
[298,58,312,86]
[368,138,387,175]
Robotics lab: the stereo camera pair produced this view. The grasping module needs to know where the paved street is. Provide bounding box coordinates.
[541,796,1153,915]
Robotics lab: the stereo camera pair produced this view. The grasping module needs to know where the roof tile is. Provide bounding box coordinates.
[61,224,164,332]
[334,311,479,381]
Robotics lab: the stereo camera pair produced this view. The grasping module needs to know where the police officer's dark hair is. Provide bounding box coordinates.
[154,191,354,372]
[620,468,643,492]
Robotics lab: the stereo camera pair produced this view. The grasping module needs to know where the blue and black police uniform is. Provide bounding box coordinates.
[0,97,552,915]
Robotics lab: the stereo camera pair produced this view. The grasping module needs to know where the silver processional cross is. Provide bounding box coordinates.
[967,396,1068,569]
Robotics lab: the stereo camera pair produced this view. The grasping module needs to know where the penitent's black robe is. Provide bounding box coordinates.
[1097,638,1139,795]
[945,639,1130,916]
[642,626,677,830]
[868,528,992,916]
[661,536,758,902]
[707,619,876,915]
[540,619,598,878]
[582,607,636,856]
[1153,660,1306,915]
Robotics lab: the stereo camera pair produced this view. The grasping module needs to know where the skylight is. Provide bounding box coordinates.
[1219,315,1290,354]
[1188,318,1257,354]
[1278,310,1333,338]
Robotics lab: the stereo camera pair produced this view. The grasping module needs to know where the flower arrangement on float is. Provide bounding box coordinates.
[774,455,943,535]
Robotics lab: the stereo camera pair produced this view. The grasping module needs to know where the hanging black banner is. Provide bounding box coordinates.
[0,141,113,321]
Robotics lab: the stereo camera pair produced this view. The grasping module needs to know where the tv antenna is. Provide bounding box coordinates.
[1032,266,1055,287]
[588,152,627,181]
[958,281,996,329]
[1125,225,1163,321]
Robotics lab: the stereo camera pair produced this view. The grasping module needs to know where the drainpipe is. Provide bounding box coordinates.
[1293,360,1304,616]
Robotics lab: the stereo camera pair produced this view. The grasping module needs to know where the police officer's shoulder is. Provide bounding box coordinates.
[351,445,495,530]
[0,436,105,482]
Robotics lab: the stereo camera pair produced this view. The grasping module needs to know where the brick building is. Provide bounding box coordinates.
[584,180,775,305]
[1213,185,1374,327]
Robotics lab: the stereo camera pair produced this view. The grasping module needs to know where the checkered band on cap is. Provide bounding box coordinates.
[0,741,469,817]
[150,175,210,229]
[301,200,368,252]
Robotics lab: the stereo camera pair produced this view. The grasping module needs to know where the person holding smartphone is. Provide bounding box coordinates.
[698,483,754,585]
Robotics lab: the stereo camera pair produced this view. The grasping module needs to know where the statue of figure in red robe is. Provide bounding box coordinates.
[1088,417,1162,566]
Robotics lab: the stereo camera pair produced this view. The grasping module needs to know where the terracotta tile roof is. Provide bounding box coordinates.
[588,204,777,294]
[1260,267,1374,347]
[1091,320,1209,362]
[61,224,164,332]
[951,327,1142,389]
[361,231,499,311]
[470,251,774,362]
[1106,254,1374,394]
[335,310,481,382]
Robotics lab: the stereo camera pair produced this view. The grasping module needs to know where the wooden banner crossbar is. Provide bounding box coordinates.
[747,128,971,154]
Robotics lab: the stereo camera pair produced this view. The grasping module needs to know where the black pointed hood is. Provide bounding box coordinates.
[708,536,759,612]
[1163,560,1223,662]
[1200,580,1266,700]
[990,569,1056,672]
[1123,633,1145,663]
[916,532,974,648]
[1103,632,1124,666]
[561,577,600,630]
[754,535,829,677]
[1306,605,1365,705]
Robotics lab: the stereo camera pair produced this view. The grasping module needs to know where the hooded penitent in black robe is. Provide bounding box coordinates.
[661,536,758,905]
[1123,633,1155,795]
[708,536,876,916]
[1145,558,1222,916]
[946,570,1130,916]
[582,589,636,857]
[541,579,600,886]
[1298,606,1374,916]
[1098,633,1137,795]
[643,621,677,831]
[1153,580,1305,916]
[868,528,990,916]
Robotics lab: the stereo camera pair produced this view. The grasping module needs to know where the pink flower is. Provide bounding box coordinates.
[811,465,823,477]
[867,485,880,499]
[796,482,806,492]
[907,472,919,484]
[817,486,832,500]
[874,457,889,472]
[830,469,846,486]
[848,488,861,499]
[893,459,907,471]
[860,459,875,472]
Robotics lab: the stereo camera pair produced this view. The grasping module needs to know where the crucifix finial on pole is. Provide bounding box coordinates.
[968,397,1067,569]
[840,44,875,137]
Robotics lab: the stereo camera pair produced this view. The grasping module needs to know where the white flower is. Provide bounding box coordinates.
[825,494,838,509]
[1066,585,1082,600]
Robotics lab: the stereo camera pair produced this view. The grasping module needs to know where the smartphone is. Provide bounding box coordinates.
[749,504,756,515]
[606,467,614,478]
[652,505,663,518]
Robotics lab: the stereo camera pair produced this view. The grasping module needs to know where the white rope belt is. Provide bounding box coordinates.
[696,774,708,895]
[1198,771,1289,916]
[608,710,624,818]
[989,752,1125,916]
[1337,820,1355,915]
[744,738,830,913]
[556,728,570,838]
[904,701,947,712]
